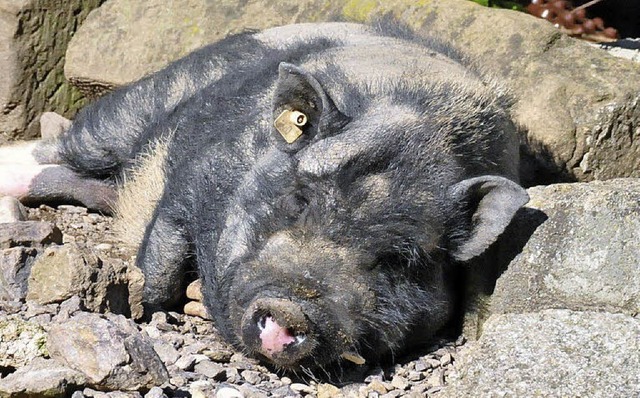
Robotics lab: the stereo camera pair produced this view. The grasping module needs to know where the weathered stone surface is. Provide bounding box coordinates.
[26,244,94,305]
[0,221,62,249]
[0,247,37,302]
[0,196,27,223]
[126,264,145,320]
[0,316,48,369]
[443,310,640,397]
[26,244,133,315]
[65,0,640,183]
[0,357,87,397]
[0,0,104,142]
[64,0,341,91]
[491,179,640,316]
[47,312,169,391]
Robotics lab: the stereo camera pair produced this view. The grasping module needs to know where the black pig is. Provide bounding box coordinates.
[0,22,528,370]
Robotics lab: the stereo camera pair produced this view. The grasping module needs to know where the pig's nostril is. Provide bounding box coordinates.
[257,314,268,331]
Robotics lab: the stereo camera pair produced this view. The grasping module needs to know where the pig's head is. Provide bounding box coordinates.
[202,63,529,371]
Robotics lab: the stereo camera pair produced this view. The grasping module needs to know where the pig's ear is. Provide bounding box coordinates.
[448,176,529,262]
[272,63,348,150]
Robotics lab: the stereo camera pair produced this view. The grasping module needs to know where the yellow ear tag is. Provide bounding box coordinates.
[274,110,308,144]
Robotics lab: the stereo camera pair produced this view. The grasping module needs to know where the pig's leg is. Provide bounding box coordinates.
[0,164,116,212]
[0,113,117,213]
[136,199,192,309]
[0,143,117,213]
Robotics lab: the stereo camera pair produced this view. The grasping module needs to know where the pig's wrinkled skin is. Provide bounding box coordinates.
[0,22,529,371]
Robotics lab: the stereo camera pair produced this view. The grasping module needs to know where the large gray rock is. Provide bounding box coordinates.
[458,179,640,395]
[444,309,640,397]
[47,312,169,391]
[26,244,95,305]
[492,179,640,316]
[65,0,640,183]
[0,221,62,249]
[463,178,640,339]
[0,247,37,302]
[27,244,134,316]
[0,0,104,143]
[0,357,87,397]
[64,0,339,91]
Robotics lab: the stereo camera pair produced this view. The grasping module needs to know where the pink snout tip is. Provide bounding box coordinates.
[259,316,303,355]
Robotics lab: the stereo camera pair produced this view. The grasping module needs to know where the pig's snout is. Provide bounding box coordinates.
[258,315,306,355]
[241,297,313,366]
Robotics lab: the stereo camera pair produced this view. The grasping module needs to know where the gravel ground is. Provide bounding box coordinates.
[6,204,464,397]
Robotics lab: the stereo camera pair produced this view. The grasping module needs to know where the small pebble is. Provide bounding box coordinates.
[153,340,181,365]
[143,325,162,339]
[368,392,381,398]
[368,379,388,394]
[169,374,187,387]
[391,375,409,390]
[270,386,295,397]
[57,205,87,214]
[433,348,449,357]
[407,371,423,381]
[280,376,292,385]
[237,384,269,398]
[175,355,198,371]
[426,358,441,368]
[426,370,444,387]
[194,360,225,379]
[440,352,452,366]
[317,383,341,398]
[94,243,113,251]
[290,383,315,394]
[85,213,102,223]
[203,347,233,362]
[414,360,430,372]
[55,295,83,321]
[225,367,241,383]
[144,387,167,398]
[29,313,52,325]
[215,386,244,398]
[182,342,208,355]
[241,369,262,384]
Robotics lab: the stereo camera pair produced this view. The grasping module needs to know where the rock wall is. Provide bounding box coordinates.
[0,0,105,144]
[64,0,640,185]
[449,179,640,396]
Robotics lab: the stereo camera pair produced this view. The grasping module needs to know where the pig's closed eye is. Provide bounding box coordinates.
[292,193,309,211]
[278,192,309,216]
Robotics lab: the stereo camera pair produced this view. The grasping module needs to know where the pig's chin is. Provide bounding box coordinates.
[236,296,352,370]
